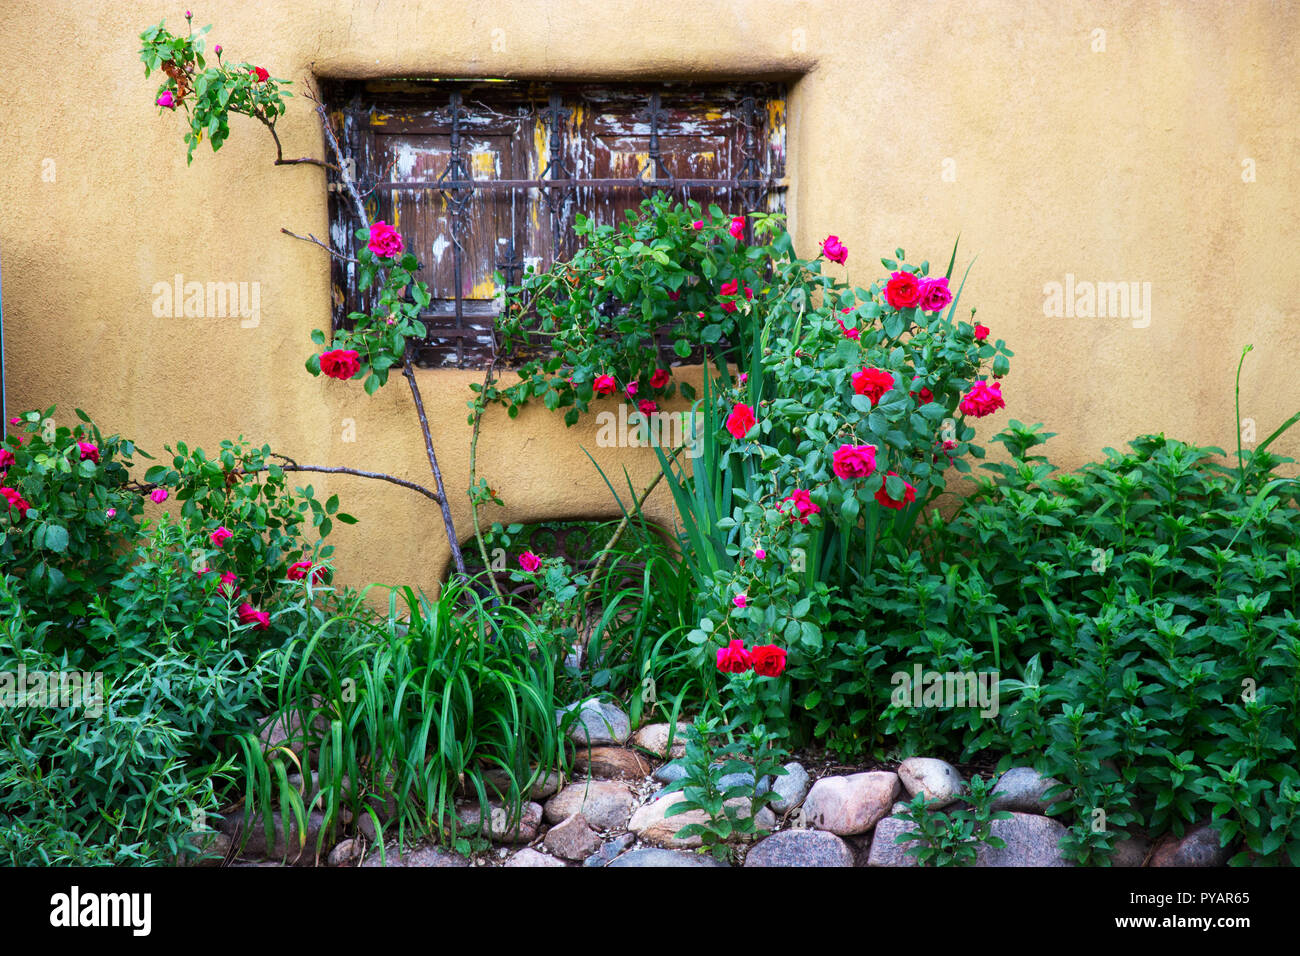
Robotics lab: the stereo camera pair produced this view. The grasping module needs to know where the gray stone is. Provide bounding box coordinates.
[327,837,362,866]
[607,847,729,867]
[583,832,636,867]
[360,844,471,867]
[866,815,923,867]
[222,809,330,866]
[744,829,855,867]
[544,780,637,830]
[559,698,631,746]
[631,722,692,759]
[717,770,770,794]
[543,812,603,861]
[1150,825,1231,867]
[458,801,544,844]
[504,847,567,867]
[572,746,652,780]
[628,791,773,849]
[803,772,900,836]
[1112,833,1153,867]
[482,766,563,801]
[898,757,964,809]
[653,760,688,785]
[990,767,1067,814]
[976,812,1072,866]
[769,762,811,814]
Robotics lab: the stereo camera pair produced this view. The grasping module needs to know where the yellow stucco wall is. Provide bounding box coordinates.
[2,0,1297,594]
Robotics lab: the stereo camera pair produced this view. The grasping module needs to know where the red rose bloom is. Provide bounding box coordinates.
[78,441,100,464]
[249,67,270,83]
[237,603,271,631]
[716,639,753,673]
[959,380,1006,418]
[820,235,848,265]
[366,220,405,259]
[0,486,31,519]
[750,644,787,677]
[729,216,746,240]
[780,488,821,524]
[637,399,658,416]
[919,277,953,313]
[319,349,361,381]
[288,560,327,584]
[832,443,877,480]
[0,448,13,474]
[885,271,923,310]
[518,551,542,572]
[852,367,895,406]
[649,369,671,390]
[874,471,917,510]
[593,374,616,396]
[725,403,757,440]
[974,324,990,341]
[719,278,753,313]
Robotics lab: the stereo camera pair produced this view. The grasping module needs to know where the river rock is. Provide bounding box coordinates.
[1150,825,1231,867]
[572,746,652,780]
[866,815,923,866]
[631,722,692,758]
[898,757,964,809]
[558,698,631,745]
[504,847,567,867]
[543,812,603,860]
[744,829,854,867]
[607,847,729,867]
[990,767,1067,813]
[803,772,900,836]
[769,762,811,814]
[976,812,1072,866]
[544,781,637,829]
[360,844,471,867]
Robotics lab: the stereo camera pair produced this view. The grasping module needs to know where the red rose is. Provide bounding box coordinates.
[237,602,271,631]
[249,67,270,83]
[637,399,658,416]
[780,488,820,524]
[78,441,100,464]
[667,290,680,301]
[719,278,753,313]
[974,324,990,341]
[649,368,671,390]
[0,486,31,519]
[820,235,848,265]
[832,443,877,480]
[518,551,542,572]
[366,220,405,259]
[288,560,327,584]
[919,277,953,313]
[960,380,1005,418]
[874,471,917,510]
[210,526,233,548]
[716,639,753,673]
[910,380,934,405]
[750,644,787,677]
[0,448,13,474]
[852,367,895,406]
[725,403,757,440]
[593,374,616,396]
[885,271,923,309]
[319,349,361,381]
[729,216,746,240]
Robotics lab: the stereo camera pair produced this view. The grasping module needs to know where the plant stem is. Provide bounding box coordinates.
[404,349,468,577]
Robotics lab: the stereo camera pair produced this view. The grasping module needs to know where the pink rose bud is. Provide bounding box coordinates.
[518,551,542,572]
[214,44,222,55]
[210,526,233,548]
[156,91,175,109]
[150,488,168,504]
[692,220,704,230]
[733,593,747,609]
[755,548,766,560]
[106,508,117,518]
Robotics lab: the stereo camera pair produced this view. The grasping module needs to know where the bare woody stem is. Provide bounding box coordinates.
[263,89,470,580]
[468,356,505,600]
[129,460,443,504]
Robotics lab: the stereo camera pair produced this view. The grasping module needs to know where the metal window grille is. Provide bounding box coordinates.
[323,79,787,369]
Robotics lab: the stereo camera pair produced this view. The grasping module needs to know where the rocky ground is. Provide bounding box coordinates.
[209,697,1230,868]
